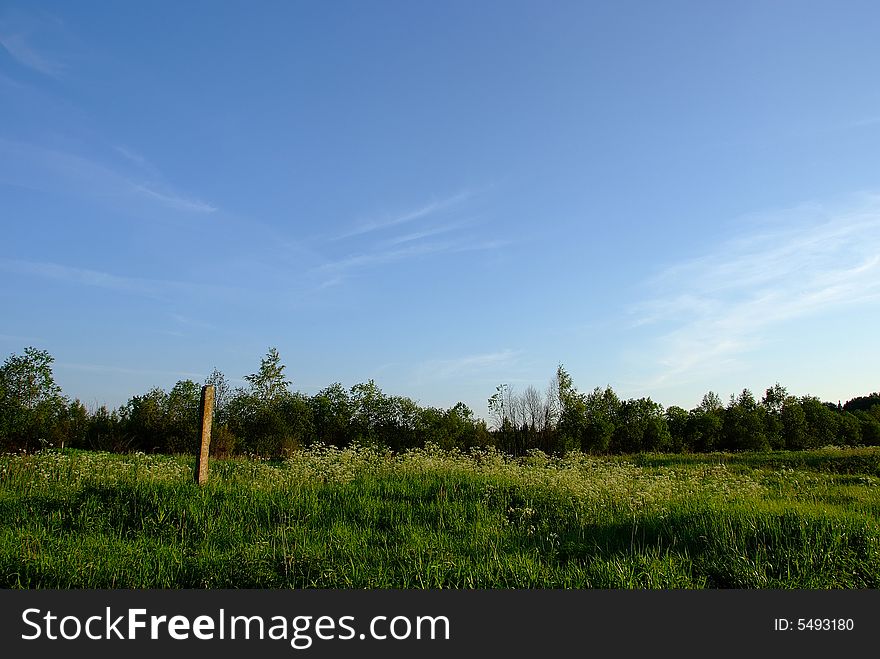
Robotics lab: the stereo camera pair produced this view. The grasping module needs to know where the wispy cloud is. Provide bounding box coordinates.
[131,183,217,213]
[452,239,510,253]
[313,237,506,281]
[0,258,161,296]
[306,190,506,288]
[847,116,880,129]
[631,195,880,387]
[0,258,237,300]
[0,31,64,76]
[113,145,161,178]
[316,241,455,274]
[334,191,472,240]
[416,350,521,381]
[168,313,217,331]
[0,139,217,215]
[112,146,218,213]
[0,10,74,77]
[380,220,470,247]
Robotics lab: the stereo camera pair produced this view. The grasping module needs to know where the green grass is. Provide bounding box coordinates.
[1,445,878,588]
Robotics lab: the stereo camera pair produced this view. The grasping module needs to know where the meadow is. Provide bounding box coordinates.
[1,445,878,588]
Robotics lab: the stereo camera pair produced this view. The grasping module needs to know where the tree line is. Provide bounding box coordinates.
[1,347,879,457]
[490,367,880,455]
[0,347,490,456]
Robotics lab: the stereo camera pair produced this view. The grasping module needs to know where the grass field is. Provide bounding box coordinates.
[1,445,879,588]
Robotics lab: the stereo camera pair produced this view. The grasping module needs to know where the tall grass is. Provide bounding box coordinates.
[1,446,878,588]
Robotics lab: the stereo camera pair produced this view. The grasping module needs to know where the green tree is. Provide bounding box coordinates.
[205,368,236,456]
[780,397,808,449]
[611,397,669,453]
[205,367,232,424]
[722,389,768,452]
[843,393,880,413]
[420,402,490,451]
[686,408,722,452]
[122,387,168,452]
[87,405,123,452]
[447,402,491,449]
[245,347,290,402]
[164,379,202,453]
[310,383,352,447]
[384,395,421,451]
[228,349,300,456]
[0,347,67,451]
[349,380,421,449]
[854,410,880,445]
[581,386,620,453]
[665,405,690,452]
[836,412,862,447]
[276,392,314,455]
[801,396,839,448]
[58,399,90,449]
[761,383,787,448]
[698,391,724,414]
[761,383,787,415]
[553,367,586,453]
[350,379,385,444]
[224,388,258,453]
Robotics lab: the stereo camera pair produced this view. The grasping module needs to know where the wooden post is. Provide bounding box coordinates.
[195,384,214,485]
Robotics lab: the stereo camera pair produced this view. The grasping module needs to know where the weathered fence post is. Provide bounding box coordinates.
[195,384,214,485]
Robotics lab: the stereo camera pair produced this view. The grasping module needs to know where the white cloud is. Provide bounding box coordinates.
[334,191,472,240]
[0,32,64,76]
[848,116,880,129]
[0,258,238,300]
[131,183,217,213]
[381,221,469,247]
[112,144,162,179]
[416,350,521,381]
[0,139,217,215]
[0,258,160,296]
[313,236,507,279]
[0,10,77,78]
[315,241,455,274]
[168,313,217,330]
[632,194,880,387]
[310,189,508,281]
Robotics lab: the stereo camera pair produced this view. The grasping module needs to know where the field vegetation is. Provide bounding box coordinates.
[2,446,878,588]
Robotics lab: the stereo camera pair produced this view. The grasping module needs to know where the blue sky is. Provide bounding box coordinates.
[2,0,879,417]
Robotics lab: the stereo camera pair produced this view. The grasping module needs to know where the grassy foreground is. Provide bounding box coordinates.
[1,445,879,588]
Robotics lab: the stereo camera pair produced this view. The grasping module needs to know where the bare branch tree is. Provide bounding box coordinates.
[523,385,542,432]
[544,374,560,432]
